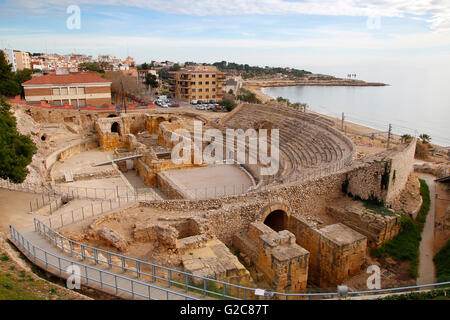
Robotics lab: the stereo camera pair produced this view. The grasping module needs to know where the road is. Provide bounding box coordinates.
[416,174,436,285]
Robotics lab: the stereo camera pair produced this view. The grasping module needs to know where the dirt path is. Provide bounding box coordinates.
[0,189,39,233]
[417,174,437,285]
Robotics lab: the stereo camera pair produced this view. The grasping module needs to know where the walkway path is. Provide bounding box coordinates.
[10,228,202,300]
[417,174,436,285]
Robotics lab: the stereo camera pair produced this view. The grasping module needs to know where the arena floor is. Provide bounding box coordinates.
[161,164,254,199]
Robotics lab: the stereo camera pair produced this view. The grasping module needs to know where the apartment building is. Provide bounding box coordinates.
[137,69,158,84]
[22,72,112,107]
[14,51,31,70]
[168,66,224,101]
[2,49,17,72]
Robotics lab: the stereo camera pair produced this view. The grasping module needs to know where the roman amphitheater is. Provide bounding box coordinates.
[3,101,420,299]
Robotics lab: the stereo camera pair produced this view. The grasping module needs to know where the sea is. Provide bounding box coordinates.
[262,66,450,147]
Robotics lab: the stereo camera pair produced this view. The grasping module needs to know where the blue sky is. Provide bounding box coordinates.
[1,0,449,78]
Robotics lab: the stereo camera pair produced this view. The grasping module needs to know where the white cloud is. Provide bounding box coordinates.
[2,0,450,31]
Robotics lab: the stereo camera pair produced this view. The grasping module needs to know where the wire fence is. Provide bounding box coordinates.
[9,225,199,300]
[0,178,48,194]
[32,218,254,300]
[29,193,62,213]
[31,210,450,300]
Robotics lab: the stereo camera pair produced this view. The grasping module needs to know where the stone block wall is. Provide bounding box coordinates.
[256,229,309,292]
[289,216,367,287]
[385,140,417,205]
[326,203,401,247]
[345,139,416,206]
[233,222,309,293]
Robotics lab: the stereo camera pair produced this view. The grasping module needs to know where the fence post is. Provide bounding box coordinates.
[152,265,156,282]
[136,261,140,279]
[94,248,98,265]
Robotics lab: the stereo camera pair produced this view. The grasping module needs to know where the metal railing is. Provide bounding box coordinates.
[14,217,450,300]
[9,225,198,300]
[29,193,62,213]
[0,178,48,194]
[33,217,254,300]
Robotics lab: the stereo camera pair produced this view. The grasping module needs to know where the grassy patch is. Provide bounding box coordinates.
[370,179,431,278]
[0,249,86,300]
[434,240,450,282]
[362,200,396,217]
[380,288,450,300]
[415,179,431,233]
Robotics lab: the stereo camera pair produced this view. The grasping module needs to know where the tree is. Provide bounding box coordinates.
[0,80,21,97]
[221,97,237,112]
[0,50,13,81]
[104,71,144,105]
[79,62,104,73]
[419,134,431,144]
[0,98,37,183]
[145,73,159,89]
[14,68,32,96]
[170,64,181,71]
[138,63,151,70]
[237,88,261,104]
[401,134,413,143]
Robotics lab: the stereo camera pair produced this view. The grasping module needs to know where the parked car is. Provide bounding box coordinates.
[209,100,216,104]
[190,99,198,105]
[169,103,180,108]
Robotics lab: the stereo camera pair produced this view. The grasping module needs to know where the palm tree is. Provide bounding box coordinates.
[419,133,431,144]
[401,134,413,143]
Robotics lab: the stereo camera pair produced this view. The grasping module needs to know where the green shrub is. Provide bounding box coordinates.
[370,179,430,278]
[0,253,9,262]
[221,97,237,112]
[434,240,450,282]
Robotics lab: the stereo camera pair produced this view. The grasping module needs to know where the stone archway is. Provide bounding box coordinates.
[260,203,290,232]
[111,122,120,133]
[264,210,288,232]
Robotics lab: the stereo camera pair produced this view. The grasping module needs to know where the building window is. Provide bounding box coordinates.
[191,82,195,85]
[198,81,202,85]
[206,88,209,92]
[212,74,216,78]
[206,74,209,78]
[212,81,216,85]
[212,88,216,92]
[205,81,209,85]
[192,74,196,78]
[192,89,196,92]
[212,95,216,98]
[52,88,60,95]
[206,95,209,99]
[78,87,85,94]
[198,88,202,92]
[78,99,86,106]
[198,74,202,78]
[61,87,68,95]
[70,87,77,95]
[199,95,202,99]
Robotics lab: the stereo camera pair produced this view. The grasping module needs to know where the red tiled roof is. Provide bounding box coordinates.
[22,72,112,86]
[168,70,224,74]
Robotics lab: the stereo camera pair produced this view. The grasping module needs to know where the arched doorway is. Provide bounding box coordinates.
[111,122,120,133]
[264,210,288,232]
